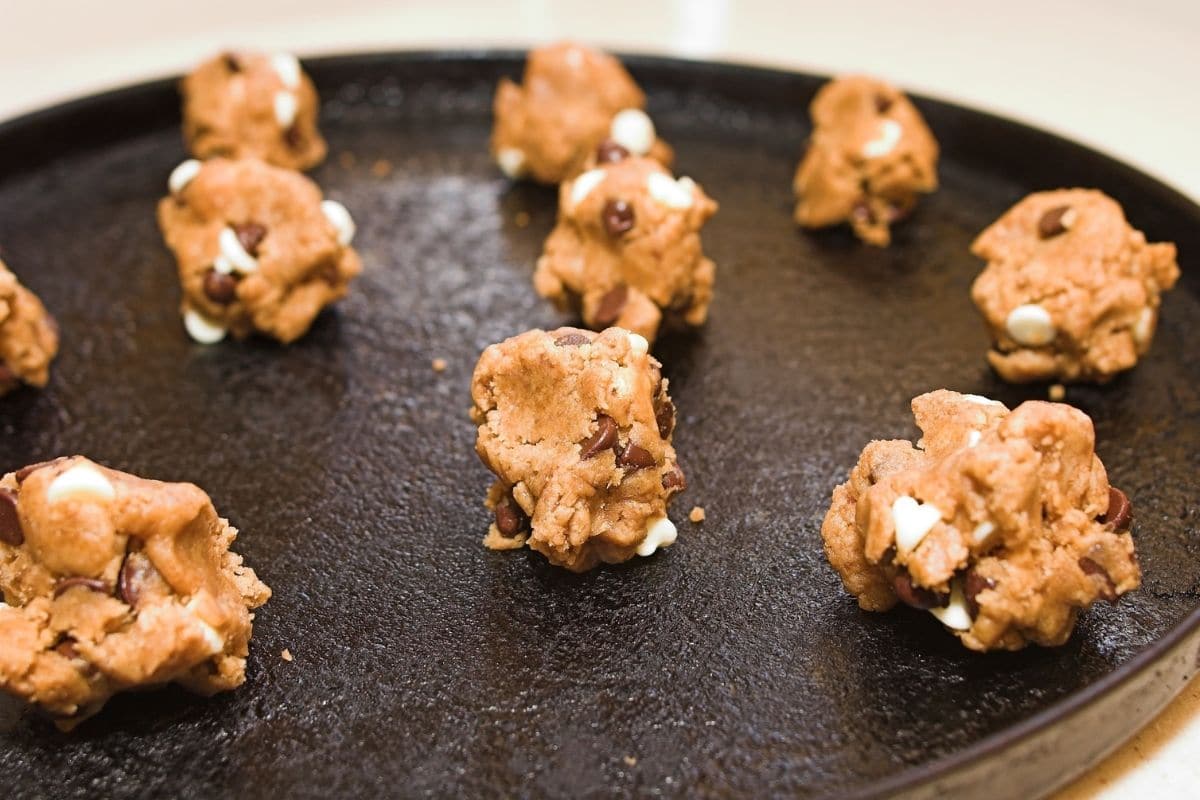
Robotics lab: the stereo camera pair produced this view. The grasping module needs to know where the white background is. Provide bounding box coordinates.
[1,1,1198,796]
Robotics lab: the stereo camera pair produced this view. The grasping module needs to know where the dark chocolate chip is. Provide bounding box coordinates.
[1037,205,1075,239]
[1102,486,1133,532]
[880,547,897,567]
[579,414,619,459]
[892,573,947,610]
[593,285,629,328]
[284,126,302,149]
[233,222,267,256]
[615,441,656,470]
[963,570,996,618]
[661,465,687,492]
[554,332,592,347]
[53,577,111,598]
[118,551,160,608]
[222,53,242,73]
[595,139,630,164]
[15,457,67,483]
[875,95,894,113]
[655,398,675,439]
[203,270,238,305]
[0,488,22,546]
[1079,556,1118,602]
[494,499,527,538]
[602,199,635,237]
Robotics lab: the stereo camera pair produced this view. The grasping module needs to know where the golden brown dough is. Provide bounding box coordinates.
[0,259,58,395]
[0,457,271,729]
[821,390,1139,652]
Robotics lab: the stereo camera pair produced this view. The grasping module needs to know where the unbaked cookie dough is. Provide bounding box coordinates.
[470,327,686,572]
[971,189,1180,383]
[182,51,326,171]
[491,41,673,184]
[157,157,361,344]
[534,154,717,343]
[0,456,271,729]
[0,260,58,396]
[821,390,1139,652]
[793,75,939,246]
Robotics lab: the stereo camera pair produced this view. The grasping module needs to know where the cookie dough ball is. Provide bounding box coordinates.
[491,41,673,184]
[0,457,271,729]
[157,157,361,344]
[534,154,717,343]
[821,390,1139,652]
[470,327,686,572]
[793,75,939,246]
[182,51,326,171]
[0,260,58,395]
[971,189,1180,383]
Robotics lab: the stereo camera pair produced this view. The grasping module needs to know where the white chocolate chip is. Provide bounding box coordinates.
[646,172,694,210]
[185,596,226,655]
[1005,304,1056,346]
[967,430,982,448]
[321,200,356,246]
[270,53,302,89]
[168,159,202,195]
[892,495,942,554]
[46,464,115,505]
[496,147,527,179]
[962,394,1002,406]
[972,521,995,545]
[569,168,607,209]
[863,119,902,158]
[1133,307,1155,346]
[637,516,677,557]
[212,255,234,275]
[628,333,649,354]
[609,108,656,156]
[273,91,298,128]
[219,227,259,274]
[183,308,228,344]
[930,581,973,631]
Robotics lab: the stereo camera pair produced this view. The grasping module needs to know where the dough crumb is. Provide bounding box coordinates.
[1049,384,1066,401]
[281,648,293,662]
[689,506,706,523]
[338,151,357,170]
[432,358,448,373]
[371,159,393,178]
[514,211,531,228]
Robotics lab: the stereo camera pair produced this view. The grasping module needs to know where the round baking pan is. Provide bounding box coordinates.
[0,52,1196,799]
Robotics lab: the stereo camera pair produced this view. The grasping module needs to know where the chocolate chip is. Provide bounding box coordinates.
[494,499,527,538]
[15,457,67,483]
[1079,557,1117,602]
[554,332,592,347]
[580,414,619,459]
[1102,486,1133,532]
[0,488,22,546]
[233,222,267,256]
[1037,205,1076,239]
[655,398,675,439]
[223,53,242,72]
[203,270,238,305]
[595,139,630,164]
[53,577,110,598]
[892,573,947,610]
[118,551,160,608]
[284,126,303,149]
[602,199,635,237]
[875,95,894,113]
[963,569,996,618]
[661,465,687,491]
[593,285,628,328]
[615,441,656,470]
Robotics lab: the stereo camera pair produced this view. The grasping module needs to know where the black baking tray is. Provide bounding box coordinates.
[0,52,1197,799]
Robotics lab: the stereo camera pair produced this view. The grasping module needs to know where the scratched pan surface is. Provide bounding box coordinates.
[0,52,1198,799]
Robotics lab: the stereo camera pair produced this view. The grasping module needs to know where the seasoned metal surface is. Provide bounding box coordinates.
[0,53,1197,799]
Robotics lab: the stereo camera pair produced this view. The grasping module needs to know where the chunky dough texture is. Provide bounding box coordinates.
[157,157,361,344]
[971,189,1180,383]
[793,75,939,246]
[822,390,1139,652]
[470,327,686,572]
[534,155,717,343]
[491,41,673,184]
[0,457,271,728]
[0,260,58,395]
[182,51,326,171]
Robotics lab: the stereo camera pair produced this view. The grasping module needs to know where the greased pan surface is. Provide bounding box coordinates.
[0,53,1197,799]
